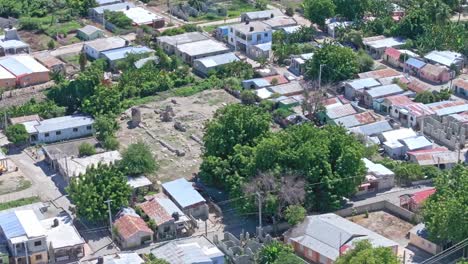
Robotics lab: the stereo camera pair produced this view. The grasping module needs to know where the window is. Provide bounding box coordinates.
[35,255,42,260]
[34,241,42,247]
[257,34,261,41]
[73,128,78,132]
[45,133,49,137]
[264,33,268,37]
[86,126,92,130]
[56,131,61,135]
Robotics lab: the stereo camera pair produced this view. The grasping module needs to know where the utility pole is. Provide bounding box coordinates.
[104,199,114,240]
[256,192,262,229]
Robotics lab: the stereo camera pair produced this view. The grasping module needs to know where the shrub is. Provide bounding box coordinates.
[120,141,158,175]
[103,136,120,150]
[5,124,29,145]
[78,142,96,157]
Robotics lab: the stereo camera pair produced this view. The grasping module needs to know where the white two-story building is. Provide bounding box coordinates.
[227,21,272,54]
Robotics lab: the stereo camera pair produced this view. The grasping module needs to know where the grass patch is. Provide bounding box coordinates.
[18,179,32,191]
[62,54,80,66]
[0,196,41,211]
[202,22,238,33]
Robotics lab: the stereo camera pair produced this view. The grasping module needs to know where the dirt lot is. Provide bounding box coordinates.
[0,160,31,195]
[348,211,415,246]
[117,89,239,183]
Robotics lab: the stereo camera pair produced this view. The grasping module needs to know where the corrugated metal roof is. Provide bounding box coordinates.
[254,42,272,51]
[102,46,154,61]
[92,2,134,14]
[400,136,432,151]
[363,158,394,176]
[78,25,102,35]
[0,210,46,240]
[364,36,405,49]
[334,112,377,128]
[157,32,208,46]
[358,68,401,79]
[382,128,416,143]
[0,65,15,79]
[326,104,357,119]
[345,78,381,90]
[351,120,393,136]
[162,178,205,209]
[424,50,464,67]
[243,9,283,20]
[405,58,426,69]
[176,39,229,57]
[25,115,94,134]
[268,81,303,95]
[194,52,239,68]
[366,84,403,98]
[123,7,161,25]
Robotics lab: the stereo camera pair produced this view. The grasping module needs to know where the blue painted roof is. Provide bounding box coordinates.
[0,212,26,239]
[405,58,426,69]
[162,178,206,209]
[102,46,154,61]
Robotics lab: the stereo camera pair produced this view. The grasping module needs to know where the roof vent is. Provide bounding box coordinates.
[250,27,254,32]
[126,5,130,10]
[245,21,250,25]
[52,218,59,228]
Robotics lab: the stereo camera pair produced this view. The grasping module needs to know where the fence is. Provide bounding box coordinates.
[335,200,421,223]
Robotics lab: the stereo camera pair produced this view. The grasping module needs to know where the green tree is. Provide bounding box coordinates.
[66,164,132,222]
[120,141,158,176]
[357,49,374,72]
[257,241,295,264]
[272,251,303,264]
[143,254,170,264]
[305,43,359,82]
[93,115,119,142]
[303,0,335,28]
[47,39,55,50]
[240,90,258,105]
[203,104,271,158]
[5,124,29,144]
[78,142,96,157]
[82,85,122,117]
[335,240,399,264]
[333,0,370,20]
[103,136,120,150]
[423,165,468,244]
[79,50,87,72]
[284,205,306,226]
[414,91,436,104]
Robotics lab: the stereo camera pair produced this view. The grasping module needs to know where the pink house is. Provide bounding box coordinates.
[420,64,451,84]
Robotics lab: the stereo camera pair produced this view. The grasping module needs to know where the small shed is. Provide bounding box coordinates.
[77,25,104,41]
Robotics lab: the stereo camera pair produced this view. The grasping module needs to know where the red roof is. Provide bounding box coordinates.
[385,95,414,107]
[264,75,289,85]
[407,79,431,93]
[411,188,436,205]
[139,193,173,225]
[358,68,401,79]
[407,146,448,156]
[114,214,153,240]
[385,47,401,60]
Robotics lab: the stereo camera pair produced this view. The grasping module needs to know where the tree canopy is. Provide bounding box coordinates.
[284,205,307,226]
[305,43,359,83]
[335,240,399,264]
[257,241,296,264]
[120,141,158,176]
[66,164,132,222]
[303,0,335,28]
[5,124,29,145]
[422,165,468,244]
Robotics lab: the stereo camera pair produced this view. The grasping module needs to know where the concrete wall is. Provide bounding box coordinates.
[422,115,468,150]
[35,124,94,144]
[409,232,441,255]
[0,76,16,88]
[335,200,420,223]
[17,72,50,87]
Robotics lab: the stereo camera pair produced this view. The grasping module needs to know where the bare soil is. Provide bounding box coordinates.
[348,211,415,246]
[117,89,239,183]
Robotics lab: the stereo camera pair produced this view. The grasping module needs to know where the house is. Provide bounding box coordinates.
[127,175,152,199]
[409,223,442,255]
[255,88,273,99]
[139,193,192,240]
[407,147,462,169]
[381,94,414,115]
[150,235,225,264]
[320,104,357,124]
[332,111,379,128]
[0,65,15,88]
[96,0,124,5]
[83,252,144,264]
[381,128,417,158]
[83,36,127,59]
[19,115,94,144]
[175,39,230,65]
[350,120,393,137]
[426,100,468,116]
[453,78,468,98]
[267,81,304,97]
[215,25,230,40]
[343,78,381,101]
[33,52,66,74]
[357,158,395,195]
[157,32,209,54]
[363,84,404,107]
[383,47,402,68]
[389,102,434,128]
[0,55,49,87]
[162,178,208,219]
[57,150,121,182]
[404,58,426,76]
[363,36,405,59]
[122,7,165,28]
[261,16,297,30]
[241,9,284,22]
[113,208,153,249]
[400,136,433,153]
[243,78,271,89]
[400,188,436,212]
[358,68,401,79]
[0,27,29,56]
[101,46,154,68]
[424,50,465,71]
[247,42,272,60]
[77,25,104,41]
[0,210,48,264]
[407,79,431,93]
[40,213,85,263]
[89,2,135,21]
[326,21,353,38]
[42,137,101,168]
[193,52,239,77]
[284,213,398,264]
[227,21,272,53]
[419,64,452,84]
[289,53,313,76]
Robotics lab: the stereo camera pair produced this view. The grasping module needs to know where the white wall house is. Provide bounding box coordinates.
[227,21,272,53]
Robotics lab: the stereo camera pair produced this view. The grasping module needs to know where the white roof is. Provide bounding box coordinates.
[400,136,432,151]
[127,175,152,189]
[424,50,464,67]
[21,115,94,134]
[256,87,273,99]
[85,36,126,52]
[362,158,394,176]
[177,39,229,57]
[57,150,122,178]
[364,37,405,49]
[0,66,15,80]
[381,128,417,143]
[15,210,46,238]
[345,78,381,90]
[123,7,161,25]
[41,214,85,249]
[194,52,239,68]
